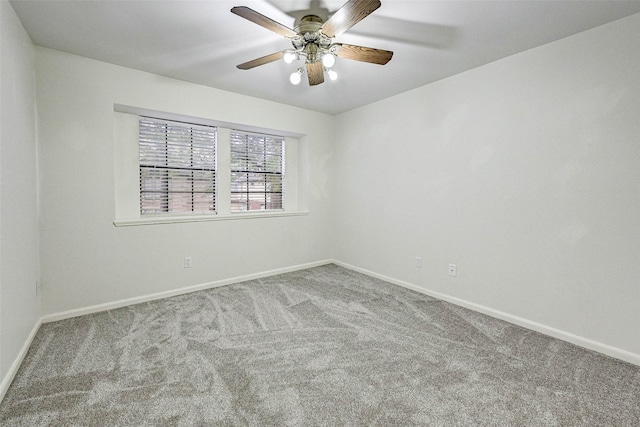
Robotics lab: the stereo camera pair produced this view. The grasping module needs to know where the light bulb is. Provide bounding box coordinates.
[328,69,338,81]
[322,53,336,68]
[283,52,296,64]
[289,71,302,85]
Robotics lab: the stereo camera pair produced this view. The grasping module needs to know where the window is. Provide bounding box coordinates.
[114,105,305,225]
[139,117,217,214]
[230,130,284,212]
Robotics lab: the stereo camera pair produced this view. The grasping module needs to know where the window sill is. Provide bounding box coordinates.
[113,210,309,227]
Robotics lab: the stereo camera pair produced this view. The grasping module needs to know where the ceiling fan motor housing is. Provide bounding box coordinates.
[291,15,333,62]
[296,14,323,34]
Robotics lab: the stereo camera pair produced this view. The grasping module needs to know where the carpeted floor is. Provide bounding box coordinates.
[1,264,639,426]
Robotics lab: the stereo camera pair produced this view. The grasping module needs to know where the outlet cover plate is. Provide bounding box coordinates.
[448,264,457,277]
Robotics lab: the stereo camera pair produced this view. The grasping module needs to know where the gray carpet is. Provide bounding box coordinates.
[1,264,639,426]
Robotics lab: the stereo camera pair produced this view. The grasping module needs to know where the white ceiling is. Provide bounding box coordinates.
[10,0,640,115]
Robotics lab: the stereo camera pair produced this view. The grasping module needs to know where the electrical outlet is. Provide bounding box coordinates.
[184,257,192,268]
[415,257,423,268]
[448,264,457,277]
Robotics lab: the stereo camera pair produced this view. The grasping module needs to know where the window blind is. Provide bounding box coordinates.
[139,117,217,214]
[230,130,284,212]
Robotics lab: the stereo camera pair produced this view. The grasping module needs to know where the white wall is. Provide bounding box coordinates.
[333,14,640,357]
[0,0,41,385]
[36,48,335,316]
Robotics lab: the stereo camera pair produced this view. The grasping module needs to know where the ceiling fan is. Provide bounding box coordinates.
[231,0,393,86]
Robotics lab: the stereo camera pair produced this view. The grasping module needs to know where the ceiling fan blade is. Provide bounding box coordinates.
[321,0,381,38]
[307,61,324,86]
[237,51,286,70]
[231,6,297,38]
[333,43,393,65]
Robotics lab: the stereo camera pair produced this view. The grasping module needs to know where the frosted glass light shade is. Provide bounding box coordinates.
[283,52,297,64]
[322,53,336,68]
[290,71,302,85]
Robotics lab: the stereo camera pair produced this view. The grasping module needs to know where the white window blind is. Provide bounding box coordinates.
[139,117,217,214]
[230,130,284,212]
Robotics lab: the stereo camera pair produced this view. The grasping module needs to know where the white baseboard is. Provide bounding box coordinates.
[333,260,640,367]
[42,260,333,324]
[0,318,42,403]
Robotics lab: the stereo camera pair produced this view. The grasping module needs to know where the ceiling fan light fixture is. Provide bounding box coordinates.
[231,1,393,86]
[322,52,336,68]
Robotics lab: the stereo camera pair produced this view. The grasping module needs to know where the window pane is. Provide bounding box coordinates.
[265,174,282,192]
[193,193,215,213]
[139,117,217,215]
[230,130,284,213]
